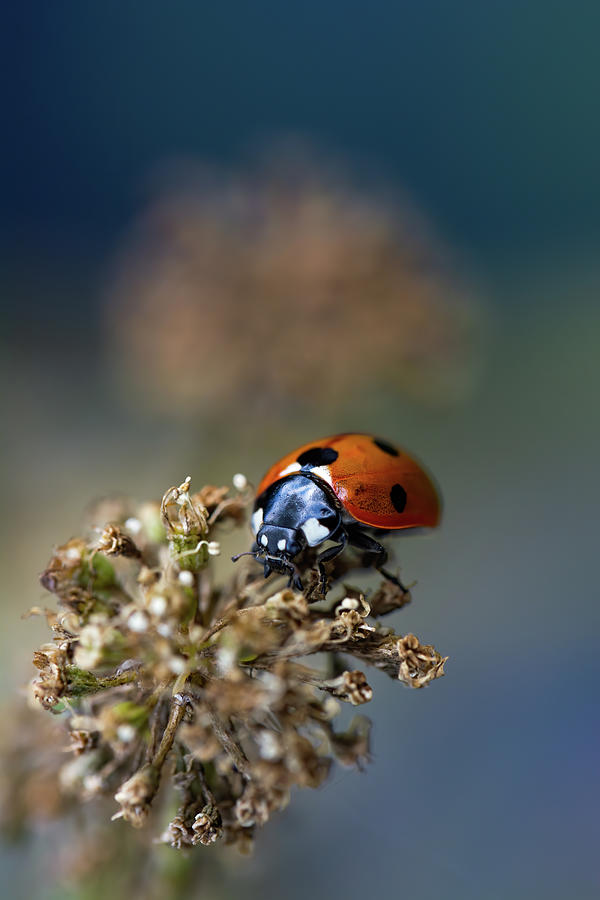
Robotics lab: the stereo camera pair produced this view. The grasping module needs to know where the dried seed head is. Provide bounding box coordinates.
[113,764,160,827]
[161,477,208,539]
[39,539,88,595]
[192,804,223,846]
[397,634,448,687]
[95,524,142,559]
[17,473,446,861]
[369,579,412,616]
[326,670,373,706]
[162,814,194,849]
[235,783,289,828]
[67,729,99,755]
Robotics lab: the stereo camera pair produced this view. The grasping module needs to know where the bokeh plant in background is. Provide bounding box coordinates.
[105,150,482,423]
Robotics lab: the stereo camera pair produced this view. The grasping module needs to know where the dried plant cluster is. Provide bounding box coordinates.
[23,475,446,854]
[107,153,480,415]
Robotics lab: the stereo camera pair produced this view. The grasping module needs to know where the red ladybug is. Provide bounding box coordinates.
[233,433,441,593]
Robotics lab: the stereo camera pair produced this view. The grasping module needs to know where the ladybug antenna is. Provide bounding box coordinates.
[231,550,261,563]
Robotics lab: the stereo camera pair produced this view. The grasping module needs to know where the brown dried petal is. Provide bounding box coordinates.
[67,729,99,755]
[113,764,160,827]
[163,814,195,849]
[193,485,229,510]
[369,580,412,616]
[397,633,448,687]
[39,539,88,596]
[95,525,142,559]
[192,804,223,845]
[235,784,289,828]
[325,670,373,705]
[161,478,208,538]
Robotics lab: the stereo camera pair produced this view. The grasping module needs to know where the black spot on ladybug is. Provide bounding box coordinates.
[297,447,339,468]
[373,438,399,457]
[390,483,407,513]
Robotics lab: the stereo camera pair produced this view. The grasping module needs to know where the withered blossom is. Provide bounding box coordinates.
[106,152,482,417]
[13,474,446,858]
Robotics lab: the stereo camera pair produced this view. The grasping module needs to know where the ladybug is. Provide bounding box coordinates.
[233,433,441,593]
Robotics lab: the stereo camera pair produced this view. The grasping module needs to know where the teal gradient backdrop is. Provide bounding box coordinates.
[2,4,599,899]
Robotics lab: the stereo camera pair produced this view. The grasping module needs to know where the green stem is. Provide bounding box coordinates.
[65,665,139,697]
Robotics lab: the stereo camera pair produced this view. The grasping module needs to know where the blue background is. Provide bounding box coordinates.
[2,4,599,899]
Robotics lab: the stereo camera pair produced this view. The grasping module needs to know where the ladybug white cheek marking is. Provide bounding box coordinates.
[308,465,334,487]
[279,462,302,478]
[260,534,268,547]
[301,517,331,546]
[277,539,286,551]
[251,508,264,533]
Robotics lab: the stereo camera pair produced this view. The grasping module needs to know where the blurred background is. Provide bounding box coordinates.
[2,3,599,898]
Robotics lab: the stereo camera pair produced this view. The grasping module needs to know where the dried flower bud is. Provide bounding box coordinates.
[39,539,88,595]
[95,525,142,559]
[335,593,371,618]
[193,485,229,512]
[235,783,289,828]
[397,633,448,687]
[161,477,207,539]
[162,814,194,849]
[32,645,69,709]
[325,670,373,705]
[369,579,412,616]
[67,729,99,755]
[113,764,160,827]
[265,589,309,625]
[192,804,223,845]
[331,608,366,640]
[161,477,211,571]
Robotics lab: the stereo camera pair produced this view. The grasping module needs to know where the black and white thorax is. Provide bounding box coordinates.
[251,473,343,563]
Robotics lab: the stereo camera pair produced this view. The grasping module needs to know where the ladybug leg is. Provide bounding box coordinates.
[346,528,409,593]
[315,533,347,589]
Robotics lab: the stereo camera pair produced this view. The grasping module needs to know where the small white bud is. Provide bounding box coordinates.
[83,773,104,796]
[128,610,149,633]
[178,570,194,587]
[124,517,142,535]
[323,697,341,719]
[116,724,136,743]
[232,472,247,491]
[207,541,220,556]
[256,730,282,760]
[217,645,237,674]
[340,597,360,610]
[149,594,167,616]
[168,656,187,674]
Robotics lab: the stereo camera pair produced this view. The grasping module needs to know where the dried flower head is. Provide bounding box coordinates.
[16,474,446,857]
[106,151,482,416]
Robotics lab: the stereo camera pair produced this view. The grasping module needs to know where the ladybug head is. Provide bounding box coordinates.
[232,523,306,590]
[255,523,305,561]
